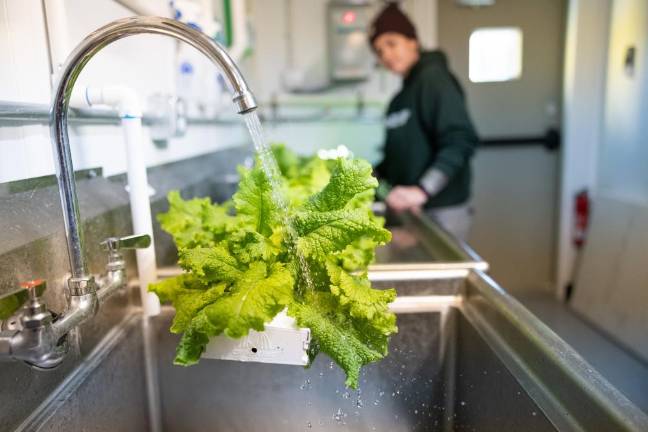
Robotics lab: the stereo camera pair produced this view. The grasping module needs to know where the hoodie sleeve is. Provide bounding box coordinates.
[418,67,478,181]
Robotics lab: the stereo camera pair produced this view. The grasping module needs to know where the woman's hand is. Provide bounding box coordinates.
[385,186,428,213]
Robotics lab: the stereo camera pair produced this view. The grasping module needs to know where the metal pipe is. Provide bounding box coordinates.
[49,16,257,280]
[0,101,122,125]
[0,100,384,126]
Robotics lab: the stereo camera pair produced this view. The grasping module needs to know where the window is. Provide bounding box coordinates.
[469,27,523,83]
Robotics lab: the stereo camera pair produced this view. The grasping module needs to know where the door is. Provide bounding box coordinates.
[438,0,567,294]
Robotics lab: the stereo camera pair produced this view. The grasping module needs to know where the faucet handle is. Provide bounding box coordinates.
[18,279,51,329]
[19,279,47,300]
[101,234,151,252]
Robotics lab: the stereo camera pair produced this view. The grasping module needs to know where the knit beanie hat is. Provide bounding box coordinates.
[368,2,418,47]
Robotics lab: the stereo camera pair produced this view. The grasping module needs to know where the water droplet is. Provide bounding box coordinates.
[329,362,335,369]
[373,400,379,406]
[342,391,350,399]
[307,421,312,428]
[334,408,344,422]
[414,409,419,414]
[319,372,324,377]
[356,398,364,408]
[391,392,395,397]
[532,411,537,416]
[379,391,384,397]
[460,401,466,406]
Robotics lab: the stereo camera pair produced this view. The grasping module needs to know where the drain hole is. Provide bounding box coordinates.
[251,347,257,353]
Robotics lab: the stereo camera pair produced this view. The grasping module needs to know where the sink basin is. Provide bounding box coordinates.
[16,265,648,432]
[149,266,648,432]
[9,207,646,432]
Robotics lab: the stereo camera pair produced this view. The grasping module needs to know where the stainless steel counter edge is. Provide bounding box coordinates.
[462,270,648,432]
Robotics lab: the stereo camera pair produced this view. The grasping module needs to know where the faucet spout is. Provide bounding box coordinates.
[50,16,257,280]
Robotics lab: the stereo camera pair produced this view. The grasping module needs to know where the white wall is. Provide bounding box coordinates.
[562,0,648,360]
[556,0,610,296]
[0,0,246,185]
[598,0,648,201]
[0,0,441,185]
[0,1,58,181]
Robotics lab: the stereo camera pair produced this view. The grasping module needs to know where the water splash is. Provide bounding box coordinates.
[243,112,315,294]
[334,408,344,422]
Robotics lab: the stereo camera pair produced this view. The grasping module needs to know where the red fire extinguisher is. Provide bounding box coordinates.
[566,189,590,301]
[573,189,590,249]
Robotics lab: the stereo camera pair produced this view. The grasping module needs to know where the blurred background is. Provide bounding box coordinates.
[2,0,648,429]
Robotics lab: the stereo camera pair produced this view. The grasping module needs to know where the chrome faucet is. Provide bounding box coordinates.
[0,16,258,368]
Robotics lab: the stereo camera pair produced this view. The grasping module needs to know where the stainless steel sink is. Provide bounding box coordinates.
[6,207,648,432]
[150,264,648,432]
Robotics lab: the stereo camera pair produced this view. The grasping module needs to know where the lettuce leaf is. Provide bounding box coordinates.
[174,262,293,365]
[288,291,383,388]
[152,145,396,388]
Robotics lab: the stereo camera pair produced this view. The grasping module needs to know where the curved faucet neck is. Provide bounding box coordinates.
[49,16,258,279]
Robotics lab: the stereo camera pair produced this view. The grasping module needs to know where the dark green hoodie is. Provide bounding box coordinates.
[375,51,478,208]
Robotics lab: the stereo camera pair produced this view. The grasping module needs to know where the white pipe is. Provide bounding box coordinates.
[228,0,248,62]
[42,0,72,87]
[82,86,161,317]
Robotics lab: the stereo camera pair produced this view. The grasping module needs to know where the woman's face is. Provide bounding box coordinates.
[373,32,420,76]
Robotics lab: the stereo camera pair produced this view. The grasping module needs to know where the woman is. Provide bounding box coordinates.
[370,3,479,240]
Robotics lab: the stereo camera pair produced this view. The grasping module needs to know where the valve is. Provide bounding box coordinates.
[19,279,52,330]
[101,234,151,271]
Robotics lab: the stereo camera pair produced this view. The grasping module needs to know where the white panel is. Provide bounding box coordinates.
[69,123,247,178]
[0,0,51,102]
[557,0,610,297]
[598,0,648,202]
[0,0,53,183]
[61,0,175,101]
[571,0,648,363]
[468,147,559,294]
[571,196,648,361]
